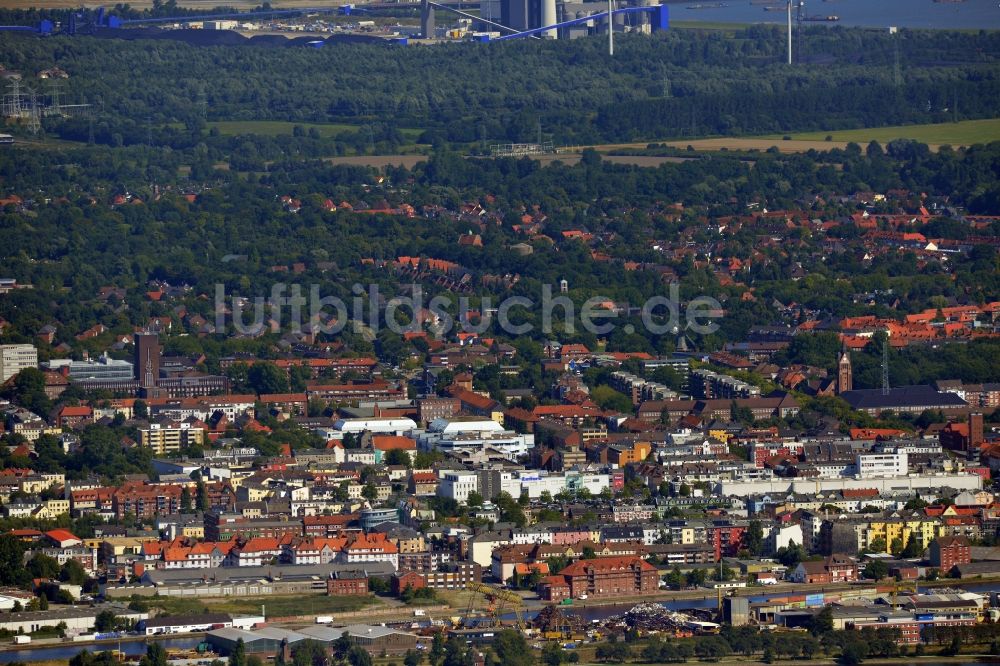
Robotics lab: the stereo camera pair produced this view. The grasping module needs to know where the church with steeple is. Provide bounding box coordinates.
[837,350,853,394]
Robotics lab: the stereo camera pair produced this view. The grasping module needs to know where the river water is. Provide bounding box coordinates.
[0,636,202,664]
[667,0,1000,30]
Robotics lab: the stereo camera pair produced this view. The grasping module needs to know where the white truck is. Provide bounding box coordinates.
[315,616,333,624]
[13,635,31,645]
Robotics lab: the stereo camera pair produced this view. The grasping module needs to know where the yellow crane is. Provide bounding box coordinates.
[464,581,526,630]
[890,579,917,609]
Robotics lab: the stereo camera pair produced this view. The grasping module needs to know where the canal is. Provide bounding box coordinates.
[0,636,203,664]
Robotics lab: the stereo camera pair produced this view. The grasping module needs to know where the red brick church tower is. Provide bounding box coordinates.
[837,350,853,394]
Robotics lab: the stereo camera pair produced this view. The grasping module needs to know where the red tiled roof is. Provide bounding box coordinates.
[239,537,282,553]
[841,488,879,499]
[163,548,189,562]
[45,529,80,543]
[59,406,93,417]
[532,405,602,418]
[372,435,416,451]
[142,542,165,556]
[849,428,906,441]
[346,533,398,553]
[557,556,656,576]
[258,393,307,403]
[454,389,499,410]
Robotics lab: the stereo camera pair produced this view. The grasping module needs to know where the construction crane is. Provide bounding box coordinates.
[890,579,917,609]
[464,581,526,630]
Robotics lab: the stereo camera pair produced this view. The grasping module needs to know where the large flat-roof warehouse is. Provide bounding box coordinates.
[206,623,419,658]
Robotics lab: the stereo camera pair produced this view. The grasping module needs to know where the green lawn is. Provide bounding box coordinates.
[204,594,379,617]
[130,593,379,618]
[127,595,211,616]
[770,118,1000,146]
[204,120,424,140]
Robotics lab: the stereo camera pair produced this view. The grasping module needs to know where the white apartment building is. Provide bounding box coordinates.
[855,451,908,478]
[288,541,340,565]
[438,470,478,503]
[512,526,554,545]
[163,545,227,569]
[801,512,825,552]
[139,422,205,455]
[0,344,37,382]
[151,396,256,421]
[230,541,283,567]
[341,536,399,570]
[766,523,804,552]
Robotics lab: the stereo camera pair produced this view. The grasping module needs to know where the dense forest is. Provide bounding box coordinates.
[1,26,999,147]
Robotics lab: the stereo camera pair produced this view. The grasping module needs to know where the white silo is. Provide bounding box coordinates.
[541,0,557,38]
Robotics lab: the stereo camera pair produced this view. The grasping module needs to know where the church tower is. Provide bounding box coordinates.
[837,350,853,394]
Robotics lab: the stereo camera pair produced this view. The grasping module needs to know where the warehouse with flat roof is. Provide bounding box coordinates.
[206,624,419,657]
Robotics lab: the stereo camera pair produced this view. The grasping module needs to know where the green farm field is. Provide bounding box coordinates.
[769,118,1000,147]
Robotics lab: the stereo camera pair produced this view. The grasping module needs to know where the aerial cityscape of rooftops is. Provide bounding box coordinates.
[0,0,999,665]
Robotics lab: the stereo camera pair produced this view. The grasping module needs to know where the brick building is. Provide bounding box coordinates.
[538,556,659,602]
[113,484,182,520]
[303,514,358,538]
[929,535,971,573]
[326,570,370,596]
[417,397,460,425]
[790,555,858,584]
[204,513,304,542]
[706,521,747,561]
[391,570,426,595]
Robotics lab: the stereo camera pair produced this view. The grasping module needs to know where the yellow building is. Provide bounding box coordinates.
[225,470,256,490]
[238,482,274,503]
[609,441,652,466]
[19,475,62,494]
[673,525,697,545]
[180,524,205,539]
[138,423,205,455]
[394,533,427,554]
[96,536,160,561]
[35,499,70,519]
[579,426,608,443]
[708,429,733,444]
[861,518,946,554]
[13,423,61,442]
